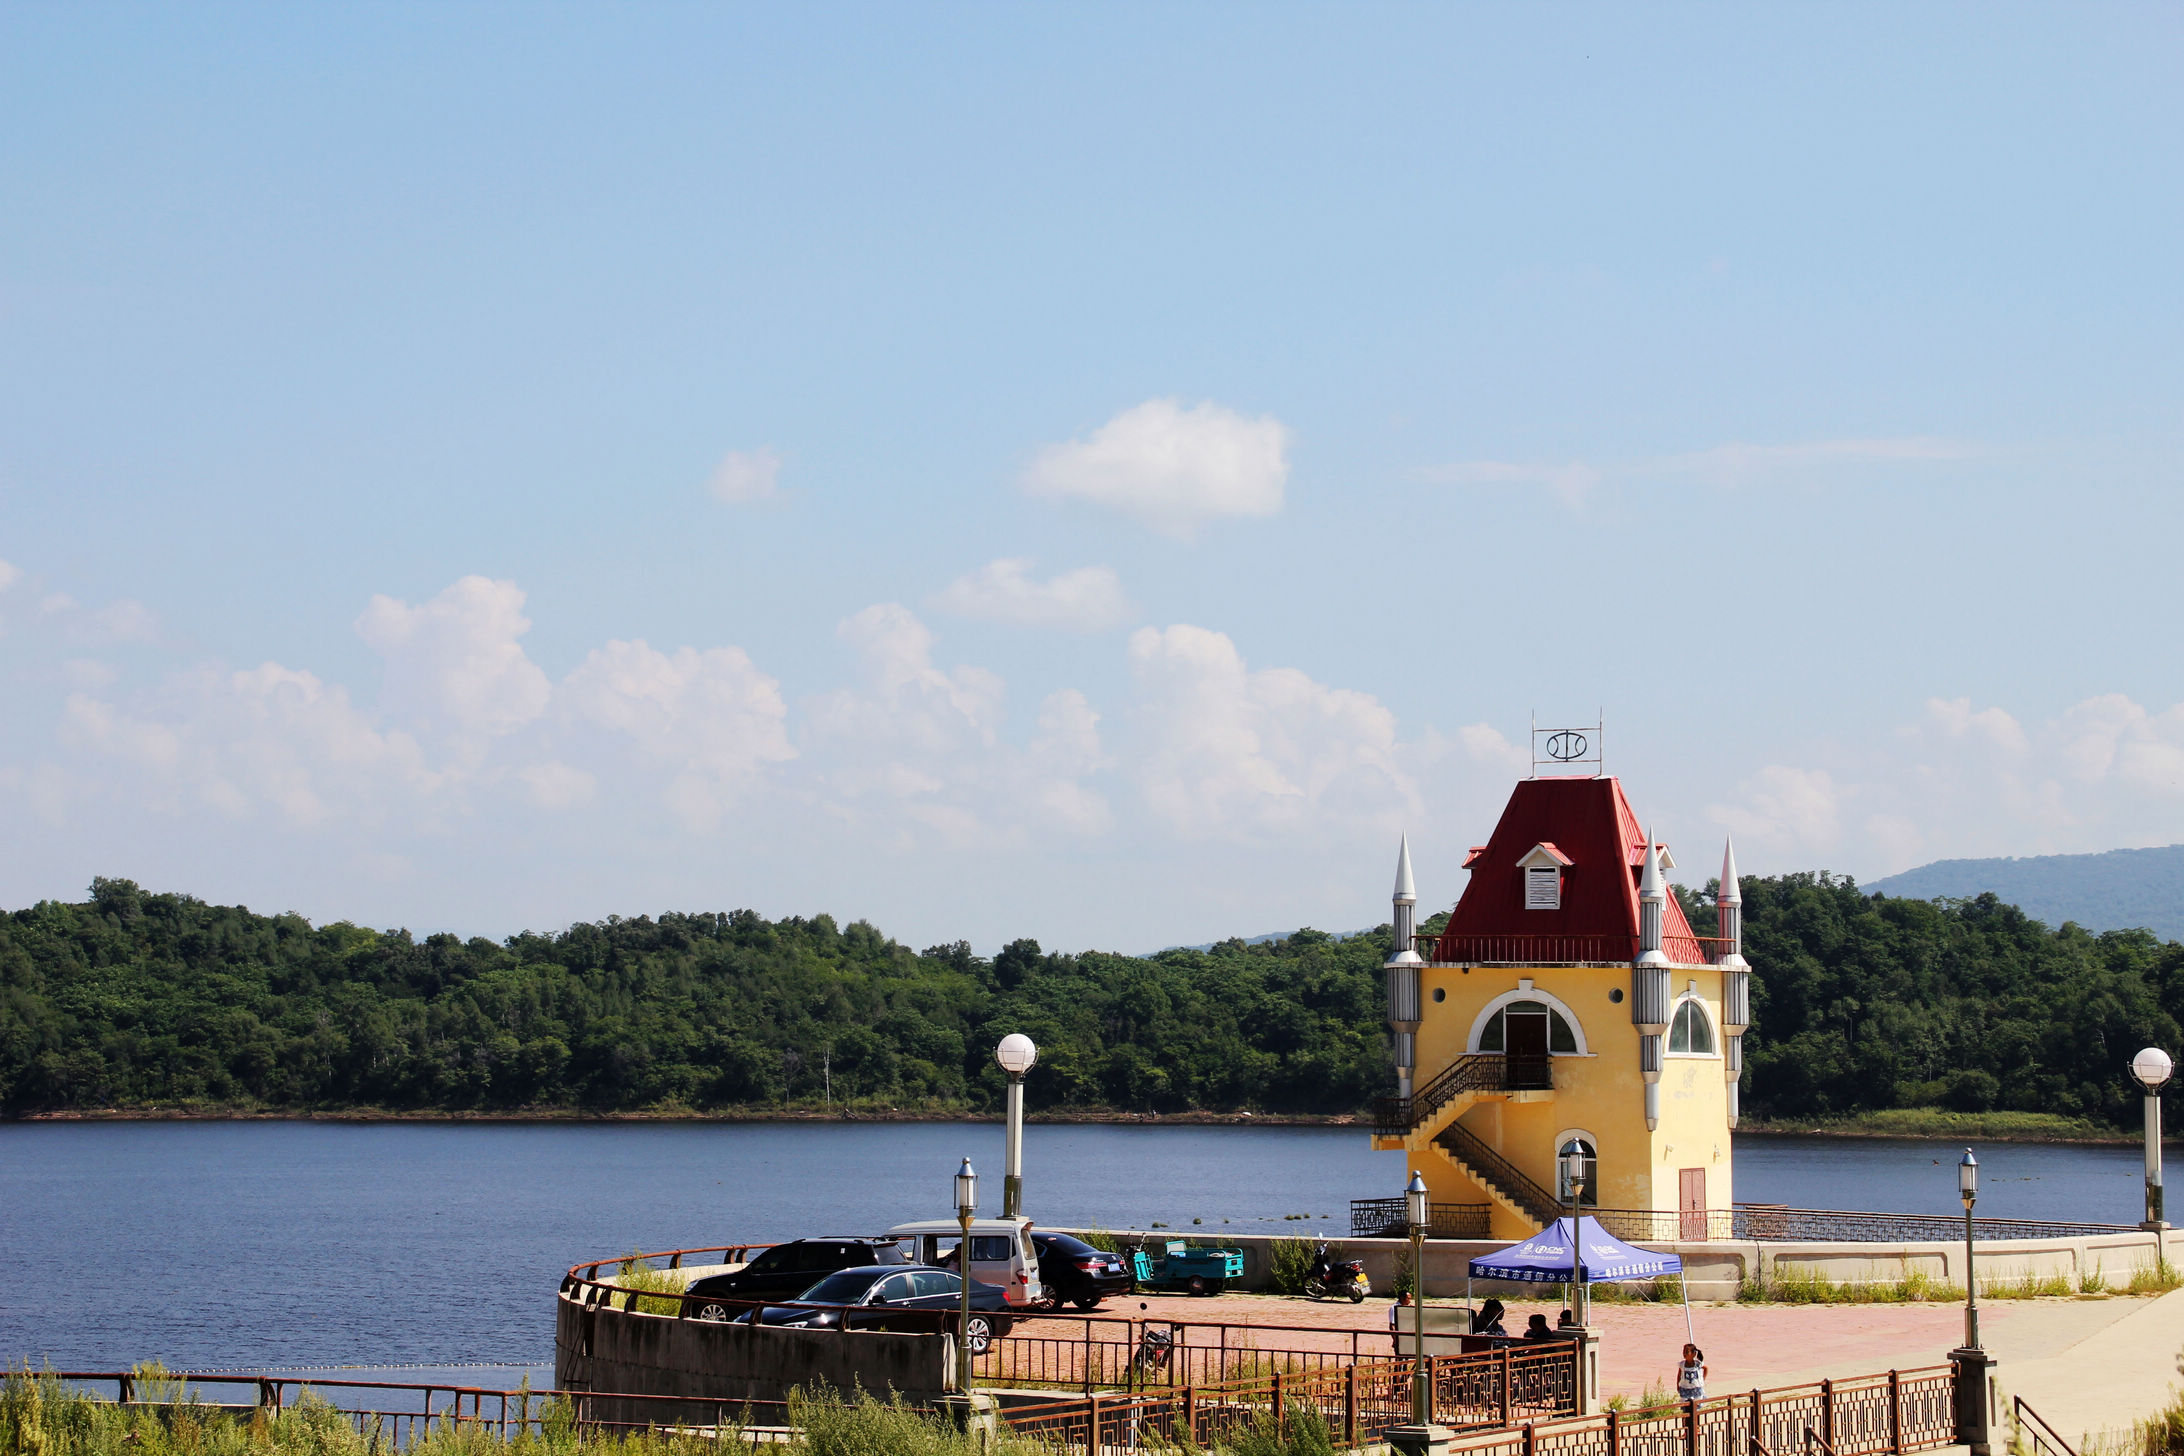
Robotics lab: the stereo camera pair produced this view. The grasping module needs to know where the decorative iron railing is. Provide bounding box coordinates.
[1374,1053,1514,1133]
[1335,1204,2145,1245]
[1349,1199,1494,1239]
[1413,932,1734,967]
[2013,1396,2078,1456]
[1436,1120,1564,1228]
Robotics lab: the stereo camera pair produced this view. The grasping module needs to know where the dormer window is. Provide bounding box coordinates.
[1516,843,1574,911]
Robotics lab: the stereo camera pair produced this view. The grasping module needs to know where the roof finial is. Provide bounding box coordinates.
[1638,830,1665,903]
[1719,833,1741,906]
[1394,834,1416,903]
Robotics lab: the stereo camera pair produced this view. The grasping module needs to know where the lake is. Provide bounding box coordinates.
[0,1120,2158,1378]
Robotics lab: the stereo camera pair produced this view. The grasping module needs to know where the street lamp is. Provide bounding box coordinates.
[996,1035,1038,1218]
[954,1157,978,1393]
[1405,1171,1429,1424]
[1958,1149,1980,1351]
[2132,1048,2172,1232]
[1562,1143,1589,1325]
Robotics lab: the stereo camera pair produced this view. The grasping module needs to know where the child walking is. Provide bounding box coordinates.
[1677,1344,1707,1402]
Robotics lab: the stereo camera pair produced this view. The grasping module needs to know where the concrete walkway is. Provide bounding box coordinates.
[1991,1285,2184,1449]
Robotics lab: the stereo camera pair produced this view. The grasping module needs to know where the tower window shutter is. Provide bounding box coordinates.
[1525,865,1561,910]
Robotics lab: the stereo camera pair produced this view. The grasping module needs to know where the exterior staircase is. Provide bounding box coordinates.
[1434,1119,1563,1232]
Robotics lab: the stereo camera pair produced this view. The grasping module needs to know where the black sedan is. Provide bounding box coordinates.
[1031,1232,1131,1311]
[733,1266,1016,1352]
[685,1238,908,1319]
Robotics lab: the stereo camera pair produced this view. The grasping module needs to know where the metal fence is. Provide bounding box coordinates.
[22,1371,790,1448]
[1002,1344,1579,1451]
[1344,1202,2143,1245]
[1351,1199,1494,1239]
[1447,1367,1957,1456]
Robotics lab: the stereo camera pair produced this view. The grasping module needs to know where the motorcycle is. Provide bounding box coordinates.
[1302,1243,1368,1303]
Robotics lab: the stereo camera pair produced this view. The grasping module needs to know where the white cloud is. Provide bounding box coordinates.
[1416,460,1603,506]
[1705,764,1842,857]
[1125,623,1416,839]
[63,659,119,689]
[805,604,1109,846]
[515,760,598,810]
[1423,436,1974,505]
[60,664,437,827]
[0,558,18,592]
[84,599,159,643]
[708,447,782,504]
[1023,398,1289,539]
[356,576,552,740]
[557,639,795,831]
[931,558,1132,632]
[1654,437,1974,488]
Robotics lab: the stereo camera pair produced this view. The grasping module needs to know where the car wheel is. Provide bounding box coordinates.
[694,1301,732,1322]
[1188,1275,1208,1296]
[961,1314,995,1354]
[1073,1293,1102,1311]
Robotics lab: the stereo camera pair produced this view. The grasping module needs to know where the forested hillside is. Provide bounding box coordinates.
[1867,844,2184,941]
[2,874,2180,1125]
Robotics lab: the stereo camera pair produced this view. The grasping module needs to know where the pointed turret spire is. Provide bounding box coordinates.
[1718,834,1741,906]
[1394,834,1416,903]
[1638,833,1664,902]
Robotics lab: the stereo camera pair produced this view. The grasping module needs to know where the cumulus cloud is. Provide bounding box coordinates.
[1704,692,2184,878]
[708,447,782,504]
[806,604,1109,846]
[60,664,436,826]
[931,558,1131,632]
[1023,399,1289,539]
[0,559,19,592]
[557,639,795,831]
[356,576,552,740]
[1125,623,1415,839]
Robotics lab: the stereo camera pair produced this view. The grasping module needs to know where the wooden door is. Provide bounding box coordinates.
[1505,1011,1551,1089]
[1678,1167,1708,1241]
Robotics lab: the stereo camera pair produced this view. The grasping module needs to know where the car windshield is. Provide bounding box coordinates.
[1042,1235,1097,1257]
[794,1269,887,1303]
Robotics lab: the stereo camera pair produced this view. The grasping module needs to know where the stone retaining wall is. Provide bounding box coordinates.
[554,1285,955,1424]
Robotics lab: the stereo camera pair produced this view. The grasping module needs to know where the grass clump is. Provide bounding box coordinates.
[1223,1402,1336,1456]
[792,1391,1043,1456]
[2126,1260,2184,1297]
[1738,1264,1965,1304]
[1606,1381,1679,1418]
[614,1256,690,1315]
[1266,1239,1315,1296]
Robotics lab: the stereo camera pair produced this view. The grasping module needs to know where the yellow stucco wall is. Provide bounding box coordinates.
[1378,961,1734,1227]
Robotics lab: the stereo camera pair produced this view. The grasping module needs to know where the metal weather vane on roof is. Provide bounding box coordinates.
[1530,712,1605,778]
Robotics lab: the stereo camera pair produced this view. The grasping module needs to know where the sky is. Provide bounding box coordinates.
[2,4,2180,953]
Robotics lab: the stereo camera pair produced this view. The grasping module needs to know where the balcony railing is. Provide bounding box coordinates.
[1413,932,1735,966]
[1373,1053,1515,1133]
[1348,1199,1494,1239]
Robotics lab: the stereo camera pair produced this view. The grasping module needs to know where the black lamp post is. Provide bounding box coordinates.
[1405,1171,1429,1424]
[954,1157,978,1392]
[1958,1149,1980,1351]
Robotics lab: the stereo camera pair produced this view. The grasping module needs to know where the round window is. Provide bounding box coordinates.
[1432,988,1446,1003]
[1609,988,1625,1004]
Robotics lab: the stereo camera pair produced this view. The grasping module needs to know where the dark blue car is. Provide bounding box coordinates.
[735,1265,1017,1352]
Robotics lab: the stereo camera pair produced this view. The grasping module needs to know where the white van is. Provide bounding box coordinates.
[886,1216,1045,1308]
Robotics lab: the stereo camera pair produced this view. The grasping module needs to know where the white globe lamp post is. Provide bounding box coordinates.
[996,1035,1038,1218]
[2133,1047,2172,1233]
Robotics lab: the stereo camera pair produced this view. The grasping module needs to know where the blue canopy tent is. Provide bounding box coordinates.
[1466,1216,1692,1341]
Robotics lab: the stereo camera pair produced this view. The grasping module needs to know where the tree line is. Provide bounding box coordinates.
[0,873,2177,1125]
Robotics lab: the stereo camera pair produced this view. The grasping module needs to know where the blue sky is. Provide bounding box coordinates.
[2,4,2179,951]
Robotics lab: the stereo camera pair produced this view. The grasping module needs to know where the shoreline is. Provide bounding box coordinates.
[9,1106,2169,1146]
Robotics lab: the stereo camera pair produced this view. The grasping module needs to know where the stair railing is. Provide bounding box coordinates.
[1436,1119,1563,1227]
[2013,1396,2078,1456]
[1372,1054,1511,1133]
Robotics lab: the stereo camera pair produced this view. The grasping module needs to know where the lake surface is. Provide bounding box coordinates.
[0,1121,2159,1377]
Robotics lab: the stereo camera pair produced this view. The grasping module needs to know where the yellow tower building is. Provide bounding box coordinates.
[1374,766,1750,1241]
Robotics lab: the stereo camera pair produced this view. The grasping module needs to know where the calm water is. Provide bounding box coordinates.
[0,1121,2159,1376]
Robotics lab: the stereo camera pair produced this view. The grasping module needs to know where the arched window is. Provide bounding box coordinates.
[1556,1135,1599,1207]
[1478,999,1580,1054]
[1667,996,1717,1056]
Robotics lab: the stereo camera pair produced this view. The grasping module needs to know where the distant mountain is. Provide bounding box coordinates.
[1867,844,2184,941]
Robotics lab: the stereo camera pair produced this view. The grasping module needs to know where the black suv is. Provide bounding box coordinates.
[686,1238,908,1319]
[1031,1232,1131,1311]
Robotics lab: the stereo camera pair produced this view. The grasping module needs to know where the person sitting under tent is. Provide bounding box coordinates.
[1522,1313,1555,1341]
[1470,1298,1506,1335]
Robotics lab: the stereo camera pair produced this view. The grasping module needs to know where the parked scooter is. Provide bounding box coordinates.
[1302,1243,1368,1303]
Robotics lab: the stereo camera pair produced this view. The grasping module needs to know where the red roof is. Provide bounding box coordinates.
[1429,776,1706,963]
